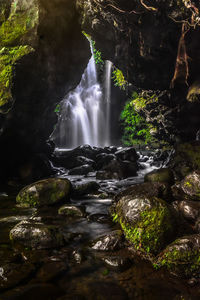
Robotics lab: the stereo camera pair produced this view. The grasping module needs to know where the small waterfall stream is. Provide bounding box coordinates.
[104,60,112,146]
[55,42,113,149]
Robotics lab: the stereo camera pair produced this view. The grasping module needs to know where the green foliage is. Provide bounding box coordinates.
[54,104,60,113]
[0,46,34,111]
[120,92,156,146]
[112,68,127,90]
[91,40,104,67]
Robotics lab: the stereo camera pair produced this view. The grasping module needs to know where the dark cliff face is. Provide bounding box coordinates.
[0,0,90,181]
[77,0,200,142]
[0,0,200,181]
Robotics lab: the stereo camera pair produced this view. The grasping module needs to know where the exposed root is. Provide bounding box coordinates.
[170,23,190,88]
[140,0,158,12]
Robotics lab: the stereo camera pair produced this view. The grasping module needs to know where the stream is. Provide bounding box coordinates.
[0,151,200,299]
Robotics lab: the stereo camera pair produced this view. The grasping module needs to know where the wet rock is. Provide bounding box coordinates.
[144,168,174,185]
[115,147,138,162]
[96,153,116,170]
[87,213,111,224]
[68,164,94,176]
[72,181,100,198]
[172,200,200,222]
[195,217,200,233]
[58,205,84,217]
[170,142,200,180]
[0,263,35,291]
[71,249,84,264]
[112,193,177,255]
[16,178,71,208]
[10,220,64,249]
[172,171,200,202]
[96,159,138,180]
[102,256,131,272]
[157,235,200,278]
[114,182,172,203]
[91,230,124,251]
[36,261,67,282]
[180,171,200,201]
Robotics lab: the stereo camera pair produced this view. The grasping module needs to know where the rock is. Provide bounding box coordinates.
[0,263,35,291]
[115,147,138,162]
[16,178,71,208]
[96,159,138,180]
[180,171,200,201]
[170,142,200,179]
[96,153,116,170]
[9,220,64,249]
[144,168,174,185]
[54,154,95,170]
[72,181,100,198]
[172,200,200,222]
[172,171,200,202]
[91,230,124,251]
[156,235,200,278]
[58,205,84,217]
[102,256,131,271]
[68,164,94,175]
[114,182,172,203]
[36,261,67,282]
[112,194,177,255]
[87,213,111,224]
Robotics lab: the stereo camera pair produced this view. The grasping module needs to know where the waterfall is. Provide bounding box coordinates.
[104,60,112,146]
[54,42,113,149]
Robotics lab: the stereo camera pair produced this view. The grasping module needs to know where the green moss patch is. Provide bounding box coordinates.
[112,196,176,255]
[156,235,200,278]
[0,45,33,112]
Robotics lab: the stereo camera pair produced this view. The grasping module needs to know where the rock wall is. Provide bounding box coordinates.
[76,0,200,142]
[0,0,90,181]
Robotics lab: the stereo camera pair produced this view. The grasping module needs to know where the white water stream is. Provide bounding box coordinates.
[56,42,112,148]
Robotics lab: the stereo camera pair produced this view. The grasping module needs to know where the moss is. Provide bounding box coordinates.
[0,45,34,112]
[112,197,174,255]
[132,92,158,112]
[158,242,200,277]
[175,143,200,171]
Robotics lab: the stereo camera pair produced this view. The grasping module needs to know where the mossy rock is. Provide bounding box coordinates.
[144,168,174,185]
[9,220,64,249]
[0,0,39,112]
[16,178,71,208]
[181,171,200,201]
[111,194,176,255]
[170,142,200,179]
[0,45,34,112]
[156,235,200,278]
[58,205,84,217]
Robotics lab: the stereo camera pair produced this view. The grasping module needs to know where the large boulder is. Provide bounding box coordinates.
[172,171,200,201]
[72,181,100,198]
[170,142,200,179]
[16,178,71,208]
[144,168,174,185]
[96,159,138,180]
[9,220,64,249]
[111,192,177,255]
[172,200,200,223]
[115,147,138,162]
[156,235,200,278]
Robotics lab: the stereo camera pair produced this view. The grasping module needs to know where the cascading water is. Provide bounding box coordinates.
[54,42,113,149]
[104,60,112,146]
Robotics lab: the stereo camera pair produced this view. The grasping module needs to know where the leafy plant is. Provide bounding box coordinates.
[112,68,127,90]
[120,92,156,146]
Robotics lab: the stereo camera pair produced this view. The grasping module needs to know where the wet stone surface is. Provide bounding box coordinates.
[1,150,200,299]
